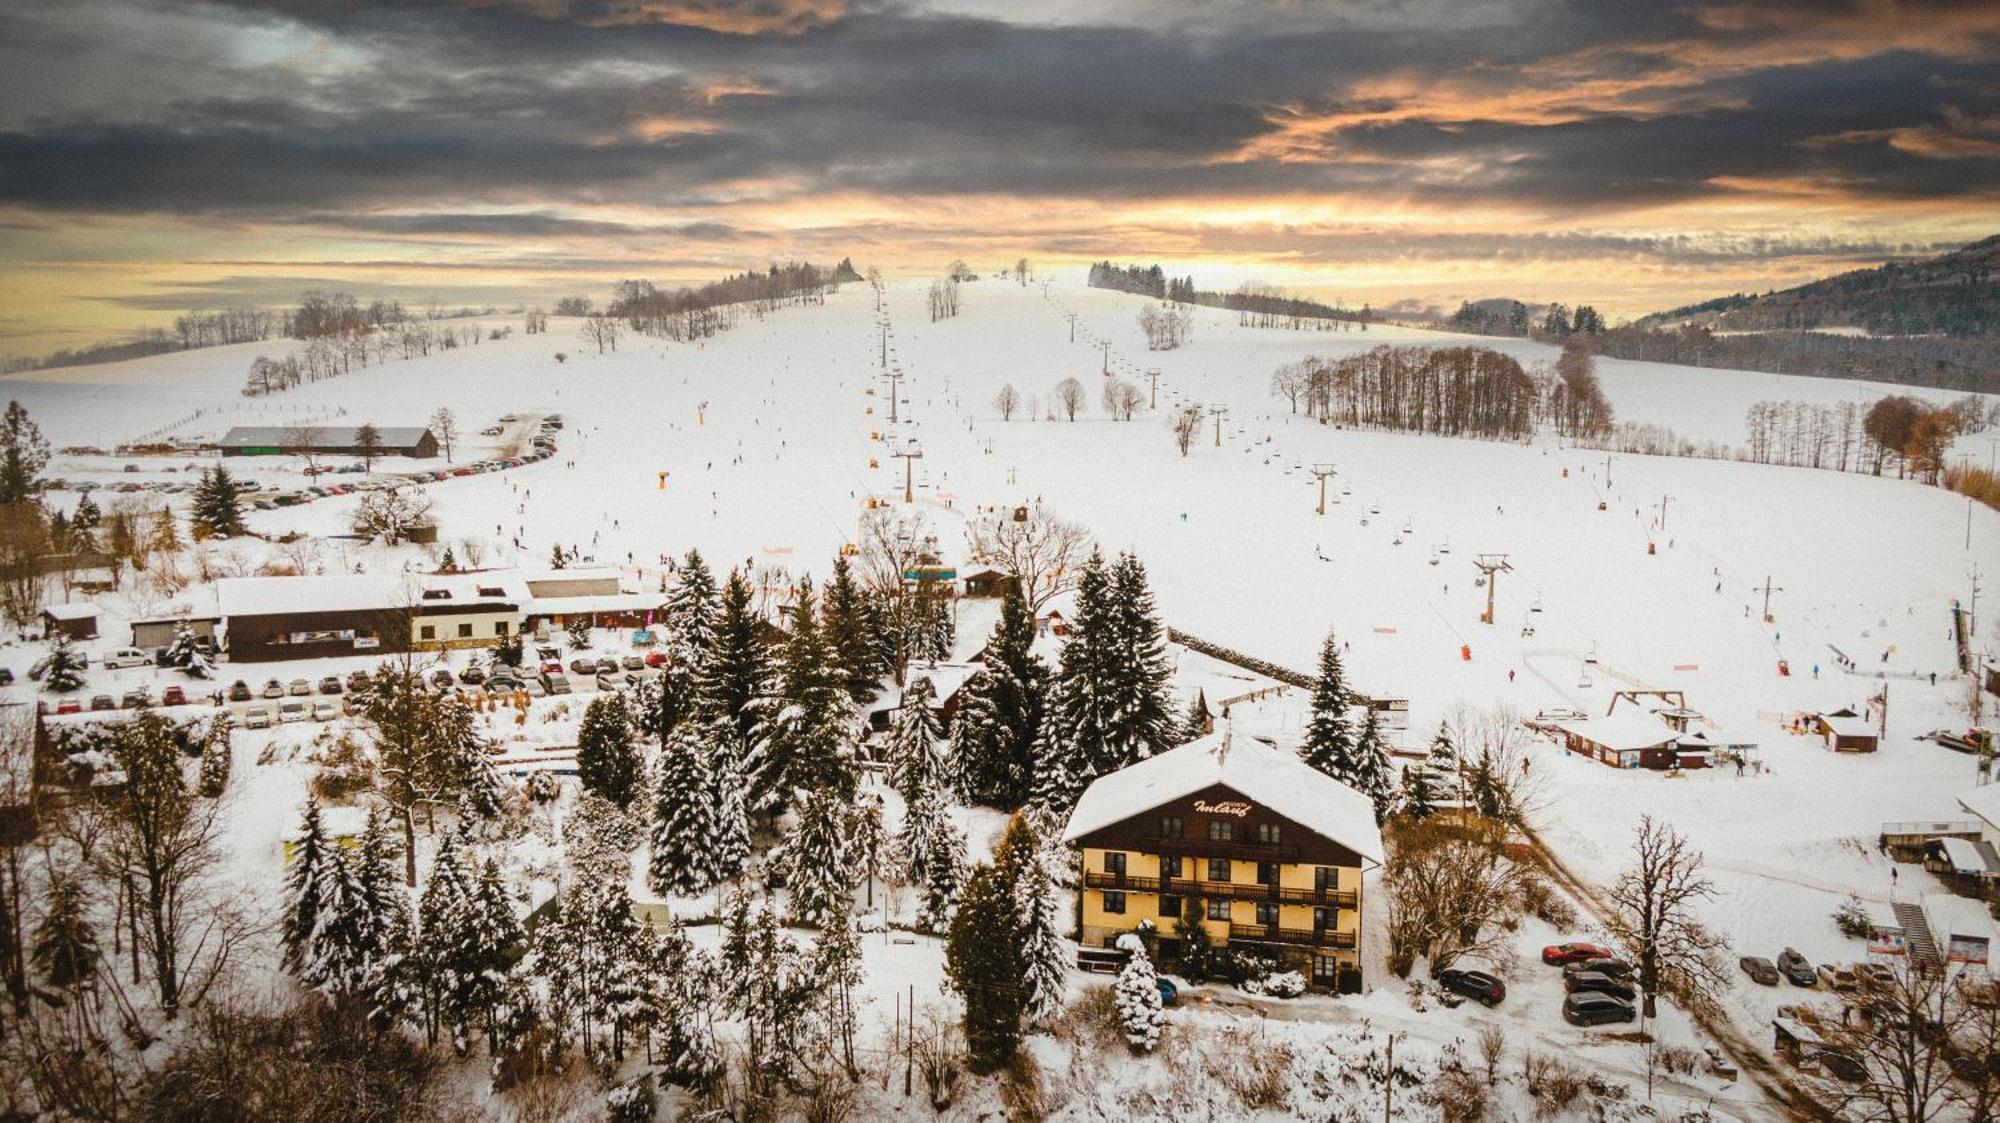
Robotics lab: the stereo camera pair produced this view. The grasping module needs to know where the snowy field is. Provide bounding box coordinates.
[4,274,1995,1119]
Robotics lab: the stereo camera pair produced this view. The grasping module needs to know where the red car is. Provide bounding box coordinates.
[644,650,670,668]
[161,685,188,706]
[53,697,82,715]
[1542,942,1612,966]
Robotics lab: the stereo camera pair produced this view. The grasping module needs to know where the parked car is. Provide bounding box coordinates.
[53,697,82,715]
[287,678,312,696]
[1157,978,1179,1008]
[120,689,153,709]
[459,664,486,685]
[594,657,619,674]
[161,685,188,706]
[485,675,522,694]
[568,657,596,676]
[620,654,645,672]
[541,671,571,695]
[1740,957,1781,986]
[1818,964,1859,991]
[0,668,12,685]
[318,676,344,695]
[1563,957,1634,981]
[89,694,117,712]
[1776,948,1817,987]
[1437,968,1507,1006]
[228,679,253,701]
[101,647,152,670]
[596,671,625,691]
[430,669,455,690]
[243,706,275,729]
[1562,992,1636,1027]
[261,679,285,699]
[522,677,548,698]
[1565,971,1636,1000]
[645,650,670,668]
[1542,942,1612,966]
[279,700,310,723]
[346,670,372,693]
[311,699,341,722]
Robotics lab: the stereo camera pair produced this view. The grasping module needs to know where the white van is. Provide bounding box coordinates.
[101,648,152,670]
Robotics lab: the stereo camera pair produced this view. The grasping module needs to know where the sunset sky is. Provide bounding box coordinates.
[1,0,1995,358]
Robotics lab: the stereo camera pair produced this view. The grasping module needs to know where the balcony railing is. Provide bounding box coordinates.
[1142,834,1303,864]
[1227,924,1360,949]
[1083,870,1356,909]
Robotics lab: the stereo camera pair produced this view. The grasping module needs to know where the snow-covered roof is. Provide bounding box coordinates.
[1676,727,1757,749]
[282,804,369,842]
[1957,783,2000,829]
[1060,727,1385,866]
[524,591,664,616]
[1552,711,1679,752]
[218,425,432,450]
[1819,713,1877,738]
[1922,892,1997,944]
[1934,837,1998,876]
[43,602,99,621]
[217,574,403,617]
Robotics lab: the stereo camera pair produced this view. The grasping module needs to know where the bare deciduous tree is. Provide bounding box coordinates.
[351,486,434,546]
[429,407,458,463]
[1171,405,1202,456]
[582,313,620,354]
[1803,960,1995,1123]
[965,505,1091,614]
[1606,816,1730,1019]
[1381,816,1524,976]
[1053,378,1085,422]
[993,383,1021,421]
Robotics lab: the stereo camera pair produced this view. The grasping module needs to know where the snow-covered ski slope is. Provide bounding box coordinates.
[7,278,1994,959]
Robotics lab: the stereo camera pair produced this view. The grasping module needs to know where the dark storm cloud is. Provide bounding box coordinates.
[0,0,1992,219]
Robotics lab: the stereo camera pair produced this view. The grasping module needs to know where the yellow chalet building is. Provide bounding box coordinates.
[1061,729,1385,993]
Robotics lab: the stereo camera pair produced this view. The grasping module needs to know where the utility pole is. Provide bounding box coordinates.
[1310,463,1337,515]
[1754,575,1783,623]
[1101,339,1110,376]
[880,322,887,368]
[1383,1033,1401,1123]
[1066,312,1077,342]
[1655,494,1672,531]
[1605,454,1614,488]
[1147,368,1161,409]
[892,442,924,504]
[1473,554,1512,625]
[1209,405,1228,448]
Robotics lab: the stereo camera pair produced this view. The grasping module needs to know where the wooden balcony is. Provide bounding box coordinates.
[1227,924,1360,950]
[1082,870,1357,909]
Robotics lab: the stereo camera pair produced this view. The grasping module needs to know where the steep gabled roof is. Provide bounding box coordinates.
[1061,727,1384,865]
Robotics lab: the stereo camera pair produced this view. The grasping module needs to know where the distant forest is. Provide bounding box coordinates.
[1087,261,1370,328]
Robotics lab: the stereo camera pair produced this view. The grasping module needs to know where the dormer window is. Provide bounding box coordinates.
[477,586,505,597]
[420,589,452,600]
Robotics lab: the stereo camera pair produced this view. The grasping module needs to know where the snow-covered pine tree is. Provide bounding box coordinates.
[1298,629,1358,783]
[353,807,409,958]
[303,847,370,998]
[849,790,891,907]
[774,787,858,928]
[31,878,99,992]
[886,676,946,808]
[666,549,720,651]
[196,717,231,797]
[651,910,723,1088]
[1426,720,1463,804]
[470,857,525,1051]
[944,860,1024,1072]
[753,583,858,803]
[648,550,720,740]
[566,614,592,651]
[71,492,100,531]
[916,579,955,662]
[281,798,333,976]
[1350,707,1397,825]
[587,877,656,1060]
[822,553,882,704]
[807,905,865,1079]
[42,633,85,693]
[164,621,202,674]
[950,582,1046,810]
[1105,551,1175,755]
[901,787,966,933]
[1113,935,1165,1053]
[1399,761,1440,821]
[1010,825,1069,1025]
[416,831,483,1049]
[1178,689,1211,744]
[700,569,769,746]
[649,722,722,896]
[432,692,504,818]
[1033,551,1176,812]
[709,733,752,883]
[576,693,641,808]
[190,464,245,537]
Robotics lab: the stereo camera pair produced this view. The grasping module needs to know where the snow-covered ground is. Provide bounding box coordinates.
[4,274,1994,1119]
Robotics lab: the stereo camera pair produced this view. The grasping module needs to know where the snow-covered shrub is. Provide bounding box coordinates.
[1833,894,1873,938]
[523,770,559,803]
[605,1075,656,1123]
[1655,1043,1702,1075]
[1429,1066,1489,1123]
[1113,937,1165,1053]
[1241,970,1306,999]
[1519,874,1579,930]
[1522,1051,1587,1116]
[999,1049,1067,1122]
[1201,1025,1292,1110]
[1050,984,1124,1051]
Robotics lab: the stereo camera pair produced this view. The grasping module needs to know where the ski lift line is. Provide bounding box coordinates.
[1426,599,1469,644]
